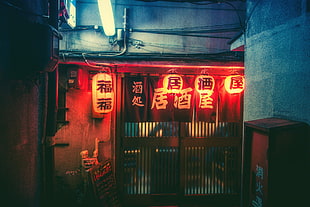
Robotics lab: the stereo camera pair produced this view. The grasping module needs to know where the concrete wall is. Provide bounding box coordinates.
[0,1,56,206]
[244,0,310,124]
[60,0,245,55]
[0,79,44,207]
[52,65,114,206]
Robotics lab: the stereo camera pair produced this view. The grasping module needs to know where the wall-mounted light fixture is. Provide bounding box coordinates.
[97,0,115,36]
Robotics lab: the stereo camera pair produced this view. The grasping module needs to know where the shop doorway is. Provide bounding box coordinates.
[117,72,243,206]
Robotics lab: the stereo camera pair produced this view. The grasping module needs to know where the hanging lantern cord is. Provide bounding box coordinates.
[99,67,111,73]
[167,69,178,74]
[201,69,209,75]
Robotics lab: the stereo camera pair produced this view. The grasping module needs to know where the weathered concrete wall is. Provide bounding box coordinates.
[244,0,310,124]
[52,66,114,205]
[0,79,44,207]
[0,0,51,206]
[60,0,245,55]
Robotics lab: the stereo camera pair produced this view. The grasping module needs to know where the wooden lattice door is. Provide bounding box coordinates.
[117,73,243,206]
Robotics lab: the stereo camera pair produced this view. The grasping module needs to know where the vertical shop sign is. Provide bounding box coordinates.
[124,73,244,123]
[195,75,215,109]
[124,76,148,122]
[194,75,217,121]
[131,81,144,106]
[92,73,114,116]
[150,74,193,121]
[251,164,264,207]
[219,75,244,122]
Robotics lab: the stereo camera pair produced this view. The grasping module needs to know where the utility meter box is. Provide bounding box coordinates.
[242,118,309,207]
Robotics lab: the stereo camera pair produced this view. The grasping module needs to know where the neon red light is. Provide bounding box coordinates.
[195,75,215,95]
[92,73,114,116]
[163,74,183,93]
[224,75,245,94]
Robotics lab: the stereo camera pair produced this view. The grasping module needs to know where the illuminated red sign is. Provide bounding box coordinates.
[92,73,114,116]
[163,74,183,93]
[195,75,215,109]
[224,75,245,94]
[195,75,215,95]
[125,73,244,122]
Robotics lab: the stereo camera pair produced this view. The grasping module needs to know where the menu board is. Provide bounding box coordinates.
[88,160,121,207]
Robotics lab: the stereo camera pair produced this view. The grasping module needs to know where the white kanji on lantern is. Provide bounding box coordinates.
[92,73,114,115]
[224,75,245,94]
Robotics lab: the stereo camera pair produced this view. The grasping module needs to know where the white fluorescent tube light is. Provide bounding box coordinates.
[97,0,115,36]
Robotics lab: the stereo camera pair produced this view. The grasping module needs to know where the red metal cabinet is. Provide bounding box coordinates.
[241,118,309,207]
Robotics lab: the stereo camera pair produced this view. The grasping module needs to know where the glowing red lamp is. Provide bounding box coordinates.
[92,73,114,116]
[195,75,215,95]
[224,75,245,94]
[163,74,183,93]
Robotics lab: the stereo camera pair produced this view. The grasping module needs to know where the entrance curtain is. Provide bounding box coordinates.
[124,74,243,123]
[218,77,243,122]
[124,76,149,122]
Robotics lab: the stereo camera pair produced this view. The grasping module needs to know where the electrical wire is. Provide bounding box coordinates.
[137,46,229,56]
[61,50,243,63]
[158,23,241,31]
[244,0,264,29]
[191,1,244,29]
[114,2,244,12]
[61,23,241,34]
[138,40,229,54]
[131,26,240,39]
[132,30,232,39]
[62,36,112,50]
[77,0,245,12]
[82,53,114,68]
[221,1,244,29]
[60,1,245,59]
[61,30,238,57]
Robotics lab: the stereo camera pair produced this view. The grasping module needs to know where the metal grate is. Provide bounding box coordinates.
[124,147,151,194]
[123,146,179,194]
[122,121,241,198]
[184,121,241,138]
[125,122,179,138]
[183,146,240,195]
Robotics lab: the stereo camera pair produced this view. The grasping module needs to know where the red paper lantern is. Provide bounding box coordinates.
[195,75,215,95]
[163,74,183,93]
[224,75,245,94]
[92,73,114,116]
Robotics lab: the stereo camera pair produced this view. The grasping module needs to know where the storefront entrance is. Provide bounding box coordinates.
[117,71,243,206]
